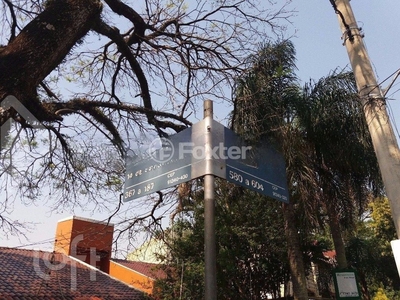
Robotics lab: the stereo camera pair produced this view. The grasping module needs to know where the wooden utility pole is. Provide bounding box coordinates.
[332,0,400,237]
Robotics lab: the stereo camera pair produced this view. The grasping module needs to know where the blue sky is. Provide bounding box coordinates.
[293,0,400,142]
[2,0,400,254]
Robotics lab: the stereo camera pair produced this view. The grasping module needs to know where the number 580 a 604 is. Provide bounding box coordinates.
[229,171,243,182]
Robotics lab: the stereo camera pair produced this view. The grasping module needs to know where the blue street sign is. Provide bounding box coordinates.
[220,125,289,202]
[124,127,196,201]
[124,159,193,201]
[123,118,289,203]
[225,151,289,202]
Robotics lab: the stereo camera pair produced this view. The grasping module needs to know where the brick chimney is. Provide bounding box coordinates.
[54,216,114,273]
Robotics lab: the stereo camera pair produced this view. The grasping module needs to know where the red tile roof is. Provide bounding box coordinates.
[0,247,146,299]
[111,259,166,280]
[323,250,336,259]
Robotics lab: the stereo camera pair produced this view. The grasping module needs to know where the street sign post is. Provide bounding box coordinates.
[124,114,289,203]
[123,100,290,300]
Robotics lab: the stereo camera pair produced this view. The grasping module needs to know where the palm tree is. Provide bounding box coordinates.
[296,71,383,270]
[232,41,383,299]
[232,40,310,300]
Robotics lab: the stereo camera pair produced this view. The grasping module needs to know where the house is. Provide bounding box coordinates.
[0,216,165,299]
[0,247,146,299]
[127,238,167,264]
[1,215,337,299]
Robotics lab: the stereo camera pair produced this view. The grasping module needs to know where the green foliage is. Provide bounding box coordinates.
[232,40,300,145]
[372,286,400,300]
[344,197,400,296]
[373,288,389,300]
[154,40,395,299]
[381,288,400,300]
[154,182,293,299]
[369,197,397,250]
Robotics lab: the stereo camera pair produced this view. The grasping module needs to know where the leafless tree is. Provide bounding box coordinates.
[0,0,293,245]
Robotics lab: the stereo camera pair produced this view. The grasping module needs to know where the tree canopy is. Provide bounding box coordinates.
[149,38,400,299]
[153,182,293,300]
[0,0,294,238]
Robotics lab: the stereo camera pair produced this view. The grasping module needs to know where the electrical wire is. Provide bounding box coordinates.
[9,192,167,256]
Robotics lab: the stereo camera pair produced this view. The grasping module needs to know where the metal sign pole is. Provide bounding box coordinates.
[204,99,217,300]
[123,99,289,299]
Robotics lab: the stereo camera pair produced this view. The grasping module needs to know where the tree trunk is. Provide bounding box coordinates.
[0,0,102,122]
[327,208,348,269]
[358,269,371,300]
[282,203,309,300]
